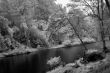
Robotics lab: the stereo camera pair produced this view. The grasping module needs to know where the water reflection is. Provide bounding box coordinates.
[0,45,85,73]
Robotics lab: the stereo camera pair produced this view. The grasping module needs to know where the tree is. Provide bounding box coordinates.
[70,0,110,53]
[105,0,110,14]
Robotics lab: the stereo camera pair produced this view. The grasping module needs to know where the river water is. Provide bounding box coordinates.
[0,45,85,73]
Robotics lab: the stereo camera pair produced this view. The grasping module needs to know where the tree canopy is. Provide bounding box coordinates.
[0,0,110,50]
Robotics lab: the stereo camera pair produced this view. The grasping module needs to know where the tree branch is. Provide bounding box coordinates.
[83,0,96,14]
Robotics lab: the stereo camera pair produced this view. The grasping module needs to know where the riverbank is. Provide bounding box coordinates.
[0,40,110,59]
[47,52,110,73]
[46,41,110,73]
[0,41,110,73]
[0,46,38,58]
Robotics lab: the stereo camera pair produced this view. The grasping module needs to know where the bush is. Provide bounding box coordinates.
[0,34,8,51]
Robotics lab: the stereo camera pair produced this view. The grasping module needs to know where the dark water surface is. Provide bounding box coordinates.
[0,45,85,73]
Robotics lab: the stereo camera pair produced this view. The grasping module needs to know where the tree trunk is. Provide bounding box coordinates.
[101,0,109,53]
[105,0,110,14]
[67,17,88,51]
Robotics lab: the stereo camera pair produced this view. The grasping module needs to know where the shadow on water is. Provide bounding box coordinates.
[0,45,85,73]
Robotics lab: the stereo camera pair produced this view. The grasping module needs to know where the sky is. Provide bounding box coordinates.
[55,0,92,15]
[55,0,72,13]
[55,0,71,7]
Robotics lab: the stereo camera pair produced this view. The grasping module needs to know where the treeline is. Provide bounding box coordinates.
[0,0,110,52]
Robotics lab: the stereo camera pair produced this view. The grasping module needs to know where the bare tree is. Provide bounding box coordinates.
[83,0,110,53]
[67,16,88,50]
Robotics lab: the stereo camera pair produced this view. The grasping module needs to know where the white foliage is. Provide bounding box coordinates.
[47,56,61,66]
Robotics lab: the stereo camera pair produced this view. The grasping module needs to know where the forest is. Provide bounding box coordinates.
[0,0,110,73]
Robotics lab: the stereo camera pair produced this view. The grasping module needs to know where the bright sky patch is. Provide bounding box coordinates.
[55,0,72,13]
[55,0,71,7]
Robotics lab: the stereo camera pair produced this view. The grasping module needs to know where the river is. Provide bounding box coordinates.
[0,44,89,73]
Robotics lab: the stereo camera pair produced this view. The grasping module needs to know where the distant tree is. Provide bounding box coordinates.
[70,0,110,53]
